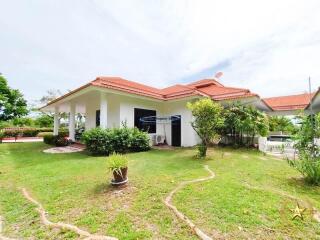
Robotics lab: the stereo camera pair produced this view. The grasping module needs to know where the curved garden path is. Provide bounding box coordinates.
[21,188,118,240]
[164,165,217,240]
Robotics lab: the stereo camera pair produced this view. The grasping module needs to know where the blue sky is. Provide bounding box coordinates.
[1,0,320,103]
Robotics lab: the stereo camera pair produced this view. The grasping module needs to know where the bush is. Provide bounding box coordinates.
[288,151,320,185]
[130,127,150,152]
[287,114,320,185]
[3,129,21,138]
[37,128,53,132]
[22,129,40,137]
[82,128,114,155]
[43,134,55,145]
[43,134,71,146]
[82,126,150,155]
[37,132,53,137]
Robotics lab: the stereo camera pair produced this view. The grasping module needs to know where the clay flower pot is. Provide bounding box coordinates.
[112,167,128,183]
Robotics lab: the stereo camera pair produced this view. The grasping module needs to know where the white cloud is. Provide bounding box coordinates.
[1,0,320,102]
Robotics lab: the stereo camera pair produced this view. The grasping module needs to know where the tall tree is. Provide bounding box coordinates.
[187,98,225,158]
[0,75,28,121]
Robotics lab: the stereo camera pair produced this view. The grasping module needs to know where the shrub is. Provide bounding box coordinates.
[22,129,40,137]
[130,127,150,152]
[43,134,71,146]
[58,130,69,137]
[108,127,132,153]
[43,134,55,145]
[37,128,53,132]
[287,114,320,185]
[82,127,150,155]
[107,153,128,173]
[82,128,114,155]
[3,130,21,138]
[288,152,320,185]
[37,132,53,137]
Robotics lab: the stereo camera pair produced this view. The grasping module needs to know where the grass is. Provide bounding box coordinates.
[0,143,319,239]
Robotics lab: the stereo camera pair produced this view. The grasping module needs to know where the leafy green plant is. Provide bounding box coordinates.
[288,113,320,185]
[129,127,150,152]
[37,132,53,137]
[221,103,269,147]
[82,126,150,155]
[107,153,128,176]
[187,98,225,158]
[43,134,70,146]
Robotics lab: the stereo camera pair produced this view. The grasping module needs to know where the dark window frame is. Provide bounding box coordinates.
[134,108,156,133]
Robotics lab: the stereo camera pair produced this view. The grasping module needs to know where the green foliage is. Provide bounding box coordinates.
[288,113,320,185]
[37,132,53,137]
[288,151,320,185]
[129,127,151,152]
[106,153,128,173]
[269,116,297,134]
[0,131,4,142]
[187,98,225,157]
[43,134,71,146]
[43,134,56,145]
[0,121,12,129]
[34,114,54,128]
[2,127,54,138]
[20,129,39,137]
[12,117,34,127]
[0,75,28,121]
[222,103,269,147]
[82,126,150,155]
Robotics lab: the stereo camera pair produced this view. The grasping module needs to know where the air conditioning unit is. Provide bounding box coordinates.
[153,135,166,145]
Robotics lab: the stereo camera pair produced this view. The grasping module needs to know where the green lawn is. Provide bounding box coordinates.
[0,143,319,239]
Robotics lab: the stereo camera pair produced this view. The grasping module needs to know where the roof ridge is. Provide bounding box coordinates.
[263,92,314,100]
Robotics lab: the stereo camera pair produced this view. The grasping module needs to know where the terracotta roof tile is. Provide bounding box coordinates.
[263,93,314,111]
[41,76,262,108]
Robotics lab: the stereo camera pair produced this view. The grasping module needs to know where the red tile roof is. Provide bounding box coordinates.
[41,76,260,108]
[263,93,315,111]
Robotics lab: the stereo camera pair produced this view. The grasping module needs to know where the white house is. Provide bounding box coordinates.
[41,75,271,147]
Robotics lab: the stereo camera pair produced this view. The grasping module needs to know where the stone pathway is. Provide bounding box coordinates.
[43,144,85,154]
[164,165,219,240]
[21,188,117,240]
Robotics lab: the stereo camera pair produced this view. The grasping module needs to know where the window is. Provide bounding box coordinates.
[134,108,156,133]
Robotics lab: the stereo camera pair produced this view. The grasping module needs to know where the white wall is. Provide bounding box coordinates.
[84,91,199,147]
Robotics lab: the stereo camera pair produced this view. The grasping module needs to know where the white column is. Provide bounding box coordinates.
[53,106,59,136]
[69,102,76,141]
[85,103,95,130]
[100,92,108,129]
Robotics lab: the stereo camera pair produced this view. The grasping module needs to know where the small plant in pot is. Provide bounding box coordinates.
[107,153,128,186]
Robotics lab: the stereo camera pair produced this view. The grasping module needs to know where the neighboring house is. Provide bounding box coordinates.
[41,75,271,147]
[263,92,315,116]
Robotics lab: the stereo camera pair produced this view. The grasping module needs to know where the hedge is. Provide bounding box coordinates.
[82,126,150,155]
[43,134,72,146]
[1,128,68,138]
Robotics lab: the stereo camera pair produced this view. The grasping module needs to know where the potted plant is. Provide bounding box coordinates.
[107,153,128,186]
